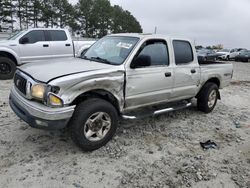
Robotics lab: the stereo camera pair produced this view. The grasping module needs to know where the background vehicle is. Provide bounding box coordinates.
[0,28,95,79]
[235,50,250,62]
[229,48,247,60]
[216,49,230,60]
[197,49,221,62]
[9,34,233,151]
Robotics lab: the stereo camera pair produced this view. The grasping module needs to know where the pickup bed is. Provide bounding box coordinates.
[0,28,95,79]
[9,33,233,151]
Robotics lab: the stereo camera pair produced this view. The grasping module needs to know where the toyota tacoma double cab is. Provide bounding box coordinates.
[9,33,233,151]
[0,28,95,79]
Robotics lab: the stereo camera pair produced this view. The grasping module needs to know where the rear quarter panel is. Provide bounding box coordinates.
[199,63,233,89]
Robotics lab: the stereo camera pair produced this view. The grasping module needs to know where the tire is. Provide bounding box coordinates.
[0,57,16,80]
[69,98,118,151]
[197,83,219,113]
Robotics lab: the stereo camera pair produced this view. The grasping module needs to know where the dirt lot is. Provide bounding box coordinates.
[0,62,250,188]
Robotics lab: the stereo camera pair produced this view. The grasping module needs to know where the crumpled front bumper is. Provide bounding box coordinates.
[9,87,75,130]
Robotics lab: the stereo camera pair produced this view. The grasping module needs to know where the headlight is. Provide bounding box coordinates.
[47,93,63,107]
[31,84,46,99]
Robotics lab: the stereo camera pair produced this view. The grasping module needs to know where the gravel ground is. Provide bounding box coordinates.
[0,62,250,188]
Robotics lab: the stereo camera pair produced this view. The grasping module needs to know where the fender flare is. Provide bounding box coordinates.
[0,47,20,65]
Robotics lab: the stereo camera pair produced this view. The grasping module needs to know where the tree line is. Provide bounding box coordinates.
[0,0,143,38]
[196,44,224,50]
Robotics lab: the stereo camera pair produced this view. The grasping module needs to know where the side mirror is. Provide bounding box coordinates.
[19,37,29,44]
[130,55,151,69]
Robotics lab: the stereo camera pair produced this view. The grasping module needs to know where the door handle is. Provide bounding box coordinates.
[65,44,71,46]
[191,69,196,74]
[43,44,49,47]
[165,72,172,77]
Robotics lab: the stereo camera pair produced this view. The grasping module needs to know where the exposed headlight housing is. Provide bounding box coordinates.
[31,84,63,107]
[31,84,46,100]
[47,93,63,107]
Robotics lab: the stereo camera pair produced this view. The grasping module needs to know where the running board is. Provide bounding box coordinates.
[122,102,192,120]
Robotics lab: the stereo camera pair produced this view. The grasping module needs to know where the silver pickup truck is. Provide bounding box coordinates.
[9,33,233,151]
[0,28,95,79]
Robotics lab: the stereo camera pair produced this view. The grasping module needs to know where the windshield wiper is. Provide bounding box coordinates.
[81,55,90,60]
[90,56,113,65]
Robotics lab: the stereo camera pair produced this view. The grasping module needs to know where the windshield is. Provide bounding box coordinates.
[82,36,139,65]
[7,30,26,40]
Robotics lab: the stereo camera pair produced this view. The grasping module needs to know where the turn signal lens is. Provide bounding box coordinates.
[48,93,63,107]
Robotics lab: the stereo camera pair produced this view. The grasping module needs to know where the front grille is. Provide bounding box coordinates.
[14,73,27,95]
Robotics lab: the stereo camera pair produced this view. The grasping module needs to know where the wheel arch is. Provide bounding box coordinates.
[196,78,221,99]
[0,50,18,65]
[71,89,121,114]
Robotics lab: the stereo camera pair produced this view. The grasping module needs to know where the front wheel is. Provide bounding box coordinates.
[0,57,16,80]
[197,83,219,113]
[69,98,118,151]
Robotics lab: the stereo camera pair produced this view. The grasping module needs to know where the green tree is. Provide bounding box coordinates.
[110,5,142,34]
[0,0,143,36]
[52,0,75,28]
[0,0,15,32]
[91,0,112,38]
[76,0,142,38]
[76,0,95,37]
[30,0,42,28]
[111,5,125,33]
[40,0,56,27]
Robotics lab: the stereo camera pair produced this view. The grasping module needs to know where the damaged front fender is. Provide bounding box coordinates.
[49,69,125,112]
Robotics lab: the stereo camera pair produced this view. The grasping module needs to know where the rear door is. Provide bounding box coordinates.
[125,39,174,109]
[47,30,74,58]
[19,30,50,63]
[171,40,200,100]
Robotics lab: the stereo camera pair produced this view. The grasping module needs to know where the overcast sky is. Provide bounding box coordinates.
[72,0,250,49]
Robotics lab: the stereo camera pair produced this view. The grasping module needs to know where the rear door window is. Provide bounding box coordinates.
[173,40,194,65]
[49,30,68,41]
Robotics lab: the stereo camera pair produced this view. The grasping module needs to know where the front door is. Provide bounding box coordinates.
[125,39,174,109]
[19,30,51,63]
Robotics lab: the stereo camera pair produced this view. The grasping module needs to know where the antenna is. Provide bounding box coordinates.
[154,26,157,34]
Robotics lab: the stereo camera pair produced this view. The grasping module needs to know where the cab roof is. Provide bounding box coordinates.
[109,33,193,43]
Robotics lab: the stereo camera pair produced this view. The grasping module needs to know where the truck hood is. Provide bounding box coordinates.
[19,57,114,83]
[0,40,13,46]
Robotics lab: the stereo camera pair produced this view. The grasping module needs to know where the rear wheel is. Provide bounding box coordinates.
[197,83,219,113]
[69,98,118,151]
[0,57,16,80]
